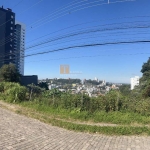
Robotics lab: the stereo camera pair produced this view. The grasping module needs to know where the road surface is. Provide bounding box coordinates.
[0,107,150,150]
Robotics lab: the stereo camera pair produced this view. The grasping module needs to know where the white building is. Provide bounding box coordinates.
[105,86,110,92]
[102,80,106,86]
[99,80,106,87]
[15,21,25,75]
[131,76,139,90]
[94,77,99,82]
[49,84,56,90]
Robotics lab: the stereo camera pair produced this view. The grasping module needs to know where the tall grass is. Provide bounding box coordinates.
[1,82,150,126]
[20,101,150,125]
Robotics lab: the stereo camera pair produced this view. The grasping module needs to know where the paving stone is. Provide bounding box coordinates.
[0,107,150,150]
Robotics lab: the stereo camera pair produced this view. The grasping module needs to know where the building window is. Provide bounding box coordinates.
[10,33,13,36]
[10,27,13,30]
[9,56,12,59]
[11,21,13,24]
[10,50,12,53]
[10,44,12,47]
[11,15,13,18]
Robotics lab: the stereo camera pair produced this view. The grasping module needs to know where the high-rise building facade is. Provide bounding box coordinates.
[0,7,15,68]
[131,76,139,90]
[15,21,25,75]
[0,6,25,75]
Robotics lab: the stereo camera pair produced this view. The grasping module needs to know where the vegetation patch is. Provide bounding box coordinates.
[1,58,150,135]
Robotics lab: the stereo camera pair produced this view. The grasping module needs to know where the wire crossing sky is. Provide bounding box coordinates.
[0,0,150,83]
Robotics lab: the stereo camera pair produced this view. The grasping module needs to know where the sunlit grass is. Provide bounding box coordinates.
[20,101,150,125]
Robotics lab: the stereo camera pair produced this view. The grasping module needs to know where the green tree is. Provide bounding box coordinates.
[141,57,150,74]
[139,58,150,97]
[105,90,123,112]
[28,83,44,100]
[0,64,20,82]
[119,84,130,96]
[140,58,150,84]
[38,82,49,90]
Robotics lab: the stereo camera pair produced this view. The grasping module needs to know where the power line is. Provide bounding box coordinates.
[25,23,150,51]
[29,0,104,28]
[1,39,150,63]
[0,0,89,47]
[11,0,25,9]
[0,0,144,60]
[25,52,150,63]
[0,0,106,46]
[1,39,150,64]
[28,0,135,31]
[0,0,103,47]
[25,16,150,44]
[29,0,89,27]
[0,19,147,49]
[0,0,24,21]
[25,31,150,53]
[1,36,148,61]
[1,33,149,61]
[24,40,150,58]
[0,0,44,28]
[1,19,149,47]
[0,23,150,59]
[0,0,136,47]
[25,20,150,45]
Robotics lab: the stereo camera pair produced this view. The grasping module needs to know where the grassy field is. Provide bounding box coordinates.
[1,100,150,135]
[20,101,150,125]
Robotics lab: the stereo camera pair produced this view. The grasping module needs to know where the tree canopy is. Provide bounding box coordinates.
[141,57,150,74]
[119,84,130,96]
[0,64,20,82]
[38,82,49,90]
[135,57,150,98]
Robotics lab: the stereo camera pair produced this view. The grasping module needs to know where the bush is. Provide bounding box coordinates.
[105,91,123,112]
[0,82,27,103]
[0,82,4,93]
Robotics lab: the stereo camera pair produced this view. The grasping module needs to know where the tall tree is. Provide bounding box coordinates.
[138,57,150,97]
[38,82,49,90]
[141,57,150,74]
[0,64,20,82]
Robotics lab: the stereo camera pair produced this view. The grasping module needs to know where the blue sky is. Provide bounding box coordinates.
[1,0,150,83]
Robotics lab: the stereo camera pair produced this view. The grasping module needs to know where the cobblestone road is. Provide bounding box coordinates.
[0,107,150,150]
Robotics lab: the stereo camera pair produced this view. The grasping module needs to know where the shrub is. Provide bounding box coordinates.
[0,82,27,103]
[105,90,123,112]
[6,85,27,103]
[0,82,4,93]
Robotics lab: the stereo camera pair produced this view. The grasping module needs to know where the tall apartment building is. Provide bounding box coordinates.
[0,6,25,75]
[15,21,25,75]
[131,76,140,90]
[0,7,15,68]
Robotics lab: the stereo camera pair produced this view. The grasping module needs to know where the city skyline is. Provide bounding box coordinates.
[0,0,150,83]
